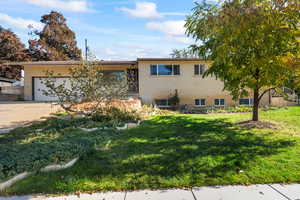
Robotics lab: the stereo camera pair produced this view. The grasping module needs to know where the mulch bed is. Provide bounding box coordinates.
[237,120,278,129]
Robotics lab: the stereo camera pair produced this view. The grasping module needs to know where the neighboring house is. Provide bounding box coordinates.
[6,58,297,107]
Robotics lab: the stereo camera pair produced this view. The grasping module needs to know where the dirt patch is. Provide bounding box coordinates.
[237,120,278,129]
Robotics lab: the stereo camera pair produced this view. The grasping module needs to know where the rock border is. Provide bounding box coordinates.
[40,157,79,172]
[80,121,142,132]
[0,157,79,191]
[0,121,143,190]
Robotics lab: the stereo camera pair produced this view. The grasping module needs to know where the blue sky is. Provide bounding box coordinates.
[0,0,198,60]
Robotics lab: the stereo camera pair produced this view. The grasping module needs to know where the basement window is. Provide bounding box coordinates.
[155,99,171,107]
[239,98,253,106]
[214,98,225,106]
[195,99,206,106]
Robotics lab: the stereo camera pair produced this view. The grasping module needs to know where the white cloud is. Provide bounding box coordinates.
[146,20,186,36]
[161,12,188,16]
[165,35,193,44]
[0,13,43,30]
[146,20,193,44]
[22,0,91,12]
[95,43,170,60]
[119,2,186,19]
[120,2,162,19]
[104,48,117,56]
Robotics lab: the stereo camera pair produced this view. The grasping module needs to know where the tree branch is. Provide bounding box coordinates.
[258,87,276,101]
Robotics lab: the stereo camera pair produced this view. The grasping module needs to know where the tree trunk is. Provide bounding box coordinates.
[252,88,260,121]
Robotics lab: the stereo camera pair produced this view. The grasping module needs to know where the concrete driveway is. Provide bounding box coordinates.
[0,102,60,133]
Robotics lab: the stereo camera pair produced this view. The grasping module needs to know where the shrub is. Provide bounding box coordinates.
[91,106,141,123]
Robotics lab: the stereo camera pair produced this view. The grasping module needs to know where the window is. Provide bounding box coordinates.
[195,99,206,106]
[239,98,253,106]
[155,99,170,107]
[158,64,172,75]
[173,65,180,75]
[150,65,157,75]
[214,98,225,106]
[194,64,206,75]
[150,64,180,76]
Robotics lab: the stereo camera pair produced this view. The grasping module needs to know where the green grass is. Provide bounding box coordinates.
[1,106,300,196]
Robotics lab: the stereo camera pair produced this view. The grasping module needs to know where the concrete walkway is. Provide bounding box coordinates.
[1,184,299,200]
[0,102,60,133]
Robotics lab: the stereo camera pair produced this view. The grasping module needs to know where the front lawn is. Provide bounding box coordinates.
[1,106,300,195]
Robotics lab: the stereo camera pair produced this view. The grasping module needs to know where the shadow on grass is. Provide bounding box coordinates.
[101,116,294,184]
[2,115,296,195]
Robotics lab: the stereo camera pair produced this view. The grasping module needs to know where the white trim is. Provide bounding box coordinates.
[214,98,225,106]
[154,99,171,107]
[239,98,253,106]
[195,98,206,106]
[194,64,206,76]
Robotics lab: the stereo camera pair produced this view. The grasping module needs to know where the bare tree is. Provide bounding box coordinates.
[41,58,129,115]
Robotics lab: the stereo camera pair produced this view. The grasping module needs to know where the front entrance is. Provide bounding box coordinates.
[127,68,139,93]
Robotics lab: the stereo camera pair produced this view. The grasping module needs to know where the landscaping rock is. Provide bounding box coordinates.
[40,157,79,172]
[116,124,128,130]
[0,172,32,191]
[0,158,79,191]
[127,123,138,129]
[80,127,99,132]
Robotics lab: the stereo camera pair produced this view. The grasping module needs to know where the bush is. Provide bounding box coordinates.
[182,106,253,114]
[91,107,141,123]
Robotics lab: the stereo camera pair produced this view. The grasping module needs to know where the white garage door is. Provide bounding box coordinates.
[34,77,71,101]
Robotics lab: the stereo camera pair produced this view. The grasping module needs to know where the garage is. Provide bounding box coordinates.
[33,77,71,101]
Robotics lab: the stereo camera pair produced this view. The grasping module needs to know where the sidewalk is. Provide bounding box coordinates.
[1,184,299,200]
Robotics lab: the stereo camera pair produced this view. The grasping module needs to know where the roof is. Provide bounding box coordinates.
[4,58,207,66]
[4,60,137,66]
[137,58,205,61]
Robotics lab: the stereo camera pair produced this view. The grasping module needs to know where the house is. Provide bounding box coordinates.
[0,77,14,87]
[6,58,297,107]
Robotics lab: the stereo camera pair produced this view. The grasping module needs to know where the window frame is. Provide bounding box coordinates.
[155,99,171,108]
[150,64,181,76]
[194,64,206,76]
[239,98,254,106]
[195,98,206,107]
[214,98,225,106]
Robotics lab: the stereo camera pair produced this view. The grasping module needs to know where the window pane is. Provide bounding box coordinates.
[201,99,206,106]
[194,65,199,75]
[200,64,205,75]
[250,98,254,105]
[150,65,157,75]
[155,99,168,106]
[220,99,225,105]
[239,99,249,105]
[195,99,200,105]
[173,65,180,75]
[239,98,253,105]
[158,65,172,75]
[214,99,219,105]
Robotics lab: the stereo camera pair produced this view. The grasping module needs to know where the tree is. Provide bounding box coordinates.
[170,48,200,58]
[186,0,300,121]
[0,26,28,80]
[28,11,81,61]
[41,56,129,115]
